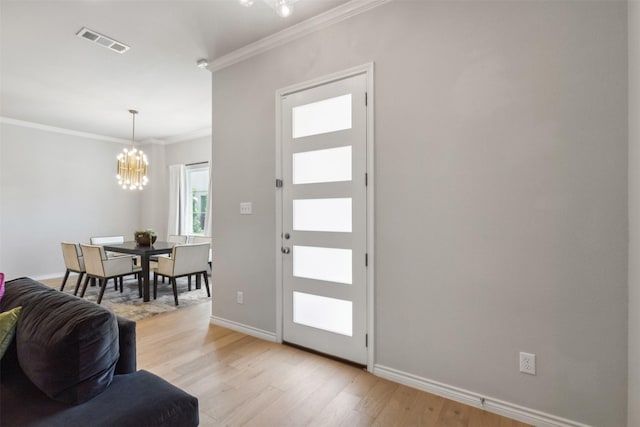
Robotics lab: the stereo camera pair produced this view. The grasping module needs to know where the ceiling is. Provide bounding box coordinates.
[0,0,350,142]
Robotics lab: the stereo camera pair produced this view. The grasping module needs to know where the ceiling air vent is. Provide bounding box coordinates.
[76,27,130,54]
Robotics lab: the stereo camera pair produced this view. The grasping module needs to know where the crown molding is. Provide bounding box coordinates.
[162,127,212,145]
[209,0,393,72]
[0,116,210,146]
[0,116,130,144]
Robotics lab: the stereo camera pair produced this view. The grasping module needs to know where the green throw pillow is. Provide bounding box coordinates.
[0,306,21,359]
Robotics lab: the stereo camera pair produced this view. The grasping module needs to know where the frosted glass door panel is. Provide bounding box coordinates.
[293,291,353,336]
[292,94,352,139]
[293,146,351,185]
[293,245,352,284]
[293,198,352,232]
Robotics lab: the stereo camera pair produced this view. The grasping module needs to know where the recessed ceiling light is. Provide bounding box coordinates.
[238,0,297,18]
[275,0,293,18]
[196,58,209,69]
[76,27,130,54]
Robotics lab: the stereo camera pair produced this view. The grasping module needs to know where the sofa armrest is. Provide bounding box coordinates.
[115,316,136,374]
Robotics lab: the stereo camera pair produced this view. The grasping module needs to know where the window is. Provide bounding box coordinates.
[185,164,209,236]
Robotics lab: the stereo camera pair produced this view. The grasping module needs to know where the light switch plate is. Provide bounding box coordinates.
[240,202,252,215]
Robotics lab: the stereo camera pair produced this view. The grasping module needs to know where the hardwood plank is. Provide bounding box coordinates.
[469,407,532,427]
[344,369,381,398]
[274,362,362,426]
[395,388,445,427]
[372,384,419,426]
[307,391,364,427]
[436,399,472,427]
[354,377,400,418]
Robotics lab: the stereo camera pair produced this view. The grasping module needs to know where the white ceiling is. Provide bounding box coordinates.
[0,0,350,142]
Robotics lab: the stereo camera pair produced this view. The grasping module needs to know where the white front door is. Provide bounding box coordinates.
[280,72,368,364]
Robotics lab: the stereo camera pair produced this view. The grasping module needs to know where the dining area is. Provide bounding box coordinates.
[59,232,212,307]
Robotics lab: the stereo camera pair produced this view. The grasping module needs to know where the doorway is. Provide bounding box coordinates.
[276,64,374,367]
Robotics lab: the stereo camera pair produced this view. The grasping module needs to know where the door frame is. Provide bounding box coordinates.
[275,63,375,371]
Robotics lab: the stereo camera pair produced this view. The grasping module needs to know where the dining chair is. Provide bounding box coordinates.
[168,235,188,244]
[190,236,212,268]
[90,235,135,260]
[152,243,211,306]
[90,235,137,286]
[60,242,86,295]
[79,244,142,304]
[151,235,189,283]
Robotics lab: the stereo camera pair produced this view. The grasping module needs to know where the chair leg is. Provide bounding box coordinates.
[97,278,108,304]
[119,276,124,293]
[188,275,192,291]
[73,272,85,296]
[80,275,91,297]
[203,272,211,297]
[60,270,70,291]
[171,277,179,306]
[138,274,142,298]
[195,274,201,290]
[153,273,158,299]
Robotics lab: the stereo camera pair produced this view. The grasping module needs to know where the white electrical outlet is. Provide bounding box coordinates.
[240,202,252,215]
[519,352,536,375]
[236,291,244,304]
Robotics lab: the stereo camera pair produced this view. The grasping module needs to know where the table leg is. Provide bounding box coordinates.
[142,253,151,302]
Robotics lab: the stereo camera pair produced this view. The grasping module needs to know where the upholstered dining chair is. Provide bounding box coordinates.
[89,235,127,258]
[60,242,86,295]
[150,235,188,261]
[152,243,211,306]
[79,244,142,304]
[151,235,189,283]
[168,235,188,244]
[190,236,212,268]
[90,235,138,287]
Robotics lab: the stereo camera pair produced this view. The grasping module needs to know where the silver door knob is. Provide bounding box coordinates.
[281,246,290,254]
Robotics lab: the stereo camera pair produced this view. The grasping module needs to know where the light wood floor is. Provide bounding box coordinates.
[133,302,531,427]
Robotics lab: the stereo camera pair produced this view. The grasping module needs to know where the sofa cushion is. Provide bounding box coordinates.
[1,277,120,404]
[0,306,21,358]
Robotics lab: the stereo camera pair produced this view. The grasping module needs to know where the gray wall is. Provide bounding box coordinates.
[144,136,212,239]
[629,2,639,426]
[0,123,141,279]
[139,142,167,239]
[165,135,211,166]
[211,1,628,425]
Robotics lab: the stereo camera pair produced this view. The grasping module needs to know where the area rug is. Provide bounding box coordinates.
[59,275,211,321]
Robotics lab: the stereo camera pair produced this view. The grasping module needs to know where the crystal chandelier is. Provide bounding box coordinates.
[116,109,148,190]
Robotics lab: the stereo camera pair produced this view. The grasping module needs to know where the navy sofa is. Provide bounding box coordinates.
[0,277,199,426]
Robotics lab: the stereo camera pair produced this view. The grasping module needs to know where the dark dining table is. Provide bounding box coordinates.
[103,241,175,302]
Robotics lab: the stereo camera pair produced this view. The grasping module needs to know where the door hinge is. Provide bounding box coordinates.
[276,179,283,188]
[365,92,368,106]
[366,333,368,348]
[365,253,368,267]
[365,173,368,187]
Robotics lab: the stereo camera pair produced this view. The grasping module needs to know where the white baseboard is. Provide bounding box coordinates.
[210,315,277,343]
[373,365,591,427]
